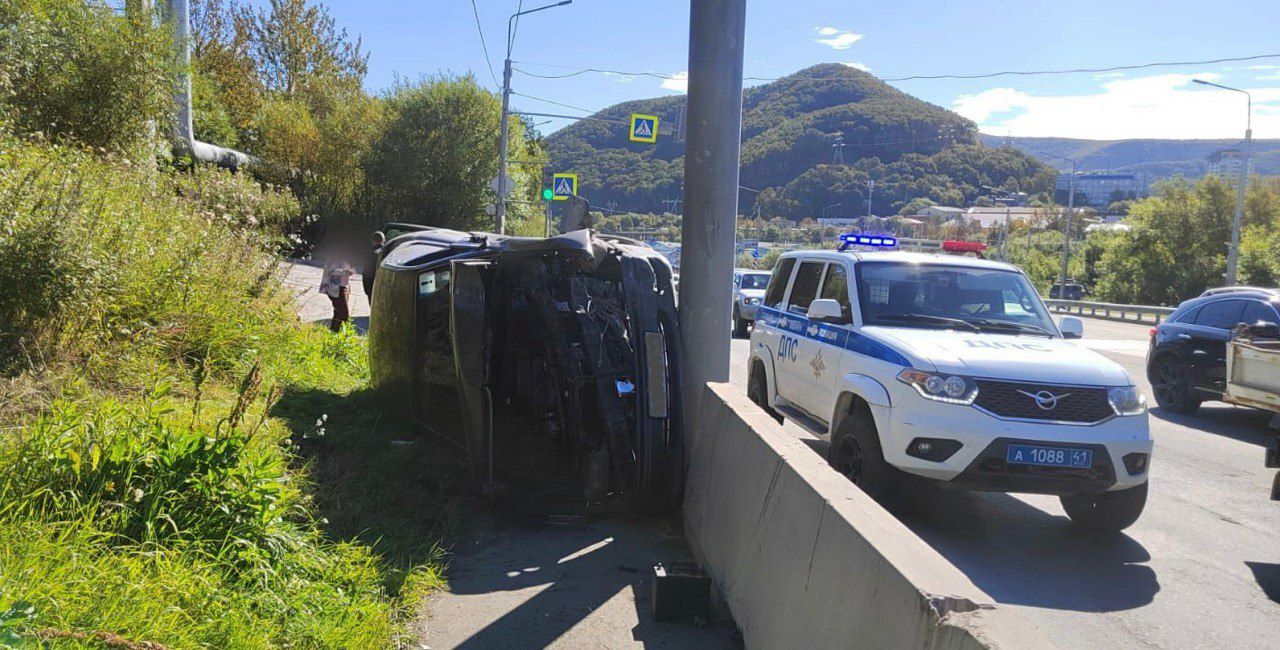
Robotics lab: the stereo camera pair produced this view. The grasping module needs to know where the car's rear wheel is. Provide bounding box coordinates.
[1060,481,1147,532]
[1152,355,1202,414]
[828,405,894,500]
[748,364,783,424]
[733,306,750,338]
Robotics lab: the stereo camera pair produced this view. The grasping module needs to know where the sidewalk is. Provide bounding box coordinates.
[418,512,738,649]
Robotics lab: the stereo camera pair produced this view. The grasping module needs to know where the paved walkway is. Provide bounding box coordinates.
[281,260,370,330]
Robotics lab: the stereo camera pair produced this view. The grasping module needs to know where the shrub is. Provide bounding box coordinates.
[0,0,171,155]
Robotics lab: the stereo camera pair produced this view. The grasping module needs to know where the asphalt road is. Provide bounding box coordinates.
[729,316,1279,649]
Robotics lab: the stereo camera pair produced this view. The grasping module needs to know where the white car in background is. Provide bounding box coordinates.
[747,249,1153,532]
[733,268,772,338]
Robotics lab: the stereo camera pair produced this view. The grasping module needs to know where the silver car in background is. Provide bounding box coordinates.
[733,268,772,337]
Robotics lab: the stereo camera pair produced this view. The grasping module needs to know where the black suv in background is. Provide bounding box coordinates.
[1147,289,1280,413]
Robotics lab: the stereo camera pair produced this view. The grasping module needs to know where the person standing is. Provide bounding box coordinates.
[320,254,356,333]
[364,231,385,300]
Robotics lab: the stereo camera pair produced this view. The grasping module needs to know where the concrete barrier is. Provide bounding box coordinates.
[683,383,1043,649]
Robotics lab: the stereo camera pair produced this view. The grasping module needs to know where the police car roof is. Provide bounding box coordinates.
[780,249,1020,272]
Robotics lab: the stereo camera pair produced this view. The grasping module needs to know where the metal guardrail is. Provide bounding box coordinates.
[1044,299,1175,324]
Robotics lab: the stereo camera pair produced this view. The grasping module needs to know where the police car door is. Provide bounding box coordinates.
[775,260,827,418]
[803,261,853,421]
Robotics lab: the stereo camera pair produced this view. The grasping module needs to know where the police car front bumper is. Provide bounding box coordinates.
[870,398,1152,494]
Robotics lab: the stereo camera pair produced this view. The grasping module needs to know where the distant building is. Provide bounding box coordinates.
[816,217,859,227]
[963,206,1046,229]
[1207,149,1250,177]
[1055,172,1148,207]
[912,205,964,220]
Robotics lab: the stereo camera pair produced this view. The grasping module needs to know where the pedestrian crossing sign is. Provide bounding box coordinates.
[552,173,577,201]
[629,113,659,143]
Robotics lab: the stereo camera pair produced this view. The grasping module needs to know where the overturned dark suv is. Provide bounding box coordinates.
[369,226,683,510]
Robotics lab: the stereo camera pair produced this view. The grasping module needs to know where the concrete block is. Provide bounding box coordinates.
[683,382,1046,649]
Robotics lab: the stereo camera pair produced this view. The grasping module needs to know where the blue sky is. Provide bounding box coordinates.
[321,0,1280,139]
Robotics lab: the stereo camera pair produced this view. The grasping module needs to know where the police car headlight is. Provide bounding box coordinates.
[897,369,978,405]
[1108,386,1146,416]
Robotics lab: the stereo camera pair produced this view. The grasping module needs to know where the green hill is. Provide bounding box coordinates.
[544,64,1055,218]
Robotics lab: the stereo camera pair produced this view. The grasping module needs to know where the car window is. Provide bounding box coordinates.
[818,263,851,319]
[1242,301,1280,327]
[856,262,1055,331]
[764,258,795,308]
[786,261,825,315]
[1193,299,1245,329]
[740,273,770,290]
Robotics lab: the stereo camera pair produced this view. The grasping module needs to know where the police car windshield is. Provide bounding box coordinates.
[740,274,770,290]
[855,262,1056,335]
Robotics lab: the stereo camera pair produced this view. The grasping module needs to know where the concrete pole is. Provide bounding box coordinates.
[1058,161,1076,296]
[166,0,194,148]
[1226,126,1252,285]
[496,58,513,234]
[680,0,746,439]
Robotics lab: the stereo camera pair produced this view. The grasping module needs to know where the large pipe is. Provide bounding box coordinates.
[164,0,256,169]
[679,0,746,443]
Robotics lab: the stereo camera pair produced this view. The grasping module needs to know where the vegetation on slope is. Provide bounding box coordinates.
[546,64,1054,217]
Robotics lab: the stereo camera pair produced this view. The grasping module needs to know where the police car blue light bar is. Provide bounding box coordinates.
[838,232,897,251]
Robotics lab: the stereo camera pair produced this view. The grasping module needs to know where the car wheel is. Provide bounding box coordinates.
[748,364,783,424]
[827,405,894,500]
[1152,355,1202,414]
[733,307,749,338]
[1060,481,1147,532]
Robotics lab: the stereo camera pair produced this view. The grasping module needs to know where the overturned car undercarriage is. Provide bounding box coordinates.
[369,227,682,510]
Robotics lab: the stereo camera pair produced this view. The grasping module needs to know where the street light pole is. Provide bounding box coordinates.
[496,1,572,234]
[1059,160,1076,297]
[1193,79,1252,285]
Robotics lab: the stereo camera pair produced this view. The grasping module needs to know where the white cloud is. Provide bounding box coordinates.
[661,70,688,93]
[842,62,871,72]
[813,26,862,50]
[952,73,1280,139]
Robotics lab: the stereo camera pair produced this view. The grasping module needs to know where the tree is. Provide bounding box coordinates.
[0,0,170,155]
[363,76,543,232]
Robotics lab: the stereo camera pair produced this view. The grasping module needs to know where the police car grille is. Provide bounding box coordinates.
[973,380,1113,423]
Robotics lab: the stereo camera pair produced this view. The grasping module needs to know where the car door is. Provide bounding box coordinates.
[755,257,795,380]
[1188,299,1246,392]
[798,261,853,421]
[776,260,826,417]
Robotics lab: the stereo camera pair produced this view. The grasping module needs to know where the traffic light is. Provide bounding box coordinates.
[542,188,554,201]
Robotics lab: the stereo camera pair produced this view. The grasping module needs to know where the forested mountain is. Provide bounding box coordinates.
[544,64,1054,218]
[981,134,1280,178]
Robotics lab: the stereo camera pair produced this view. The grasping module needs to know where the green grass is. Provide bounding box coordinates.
[0,131,461,647]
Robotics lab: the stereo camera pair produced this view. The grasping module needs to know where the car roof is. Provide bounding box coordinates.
[778,249,1021,272]
[1173,292,1280,315]
[1199,286,1280,298]
[734,268,770,275]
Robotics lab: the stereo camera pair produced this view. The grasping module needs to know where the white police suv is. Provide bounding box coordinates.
[747,248,1153,531]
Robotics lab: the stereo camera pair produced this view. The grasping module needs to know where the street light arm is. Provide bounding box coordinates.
[507,1,573,57]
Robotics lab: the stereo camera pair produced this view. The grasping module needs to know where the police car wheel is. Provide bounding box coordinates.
[829,407,893,499]
[748,365,783,424]
[1060,481,1148,533]
[1152,356,1201,414]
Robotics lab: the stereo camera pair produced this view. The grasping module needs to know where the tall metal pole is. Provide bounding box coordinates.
[1058,161,1076,295]
[166,0,194,148]
[497,57,512,234]
[497,1,572,235]
[680,0,746,440]
[1228,118,1252,285]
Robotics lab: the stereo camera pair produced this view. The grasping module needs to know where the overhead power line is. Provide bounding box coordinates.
[513,52,1280,84]
[509,90,602,115]
[469,0,500,88]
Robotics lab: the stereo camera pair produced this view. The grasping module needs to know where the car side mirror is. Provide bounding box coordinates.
[1240,321,1280,340]
[1059,316,1084,339]
[807,298,847,324]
